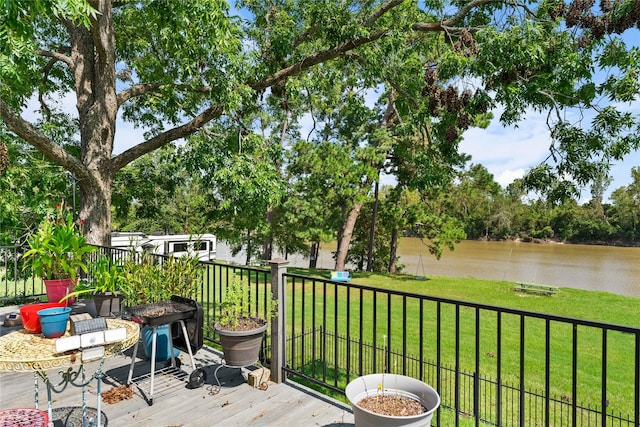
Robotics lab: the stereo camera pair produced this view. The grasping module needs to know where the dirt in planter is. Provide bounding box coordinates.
[358,394,426,417]
[218,317,265,331]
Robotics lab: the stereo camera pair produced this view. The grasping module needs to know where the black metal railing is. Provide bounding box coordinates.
[282,273,640,427]
[4,244,640,427]
[0,245,43,303]
[196,260,272,346]
[92,246,273,351]
[287,327,637,426]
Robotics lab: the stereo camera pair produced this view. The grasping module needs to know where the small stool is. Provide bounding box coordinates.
[0,408,49,427]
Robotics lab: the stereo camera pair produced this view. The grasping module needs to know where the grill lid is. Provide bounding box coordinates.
[127,297,197,326]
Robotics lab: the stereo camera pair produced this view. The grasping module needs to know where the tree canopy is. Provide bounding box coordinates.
[0,0,638,251]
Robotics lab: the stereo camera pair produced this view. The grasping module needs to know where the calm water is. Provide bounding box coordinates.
[216,239,640,298]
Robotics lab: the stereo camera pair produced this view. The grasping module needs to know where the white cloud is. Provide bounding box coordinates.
[460,107,639,202]
[461,109,550,179]
[494,168,526,187]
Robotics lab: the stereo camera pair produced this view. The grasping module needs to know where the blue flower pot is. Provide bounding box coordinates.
[37,307,72,338]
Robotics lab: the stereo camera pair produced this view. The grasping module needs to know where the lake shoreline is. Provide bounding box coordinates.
[480,236,640,247]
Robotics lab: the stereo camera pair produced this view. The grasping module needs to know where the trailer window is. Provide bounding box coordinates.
[194,241,208,251]
[172,242,189,252]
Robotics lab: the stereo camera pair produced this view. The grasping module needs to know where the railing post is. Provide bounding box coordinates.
[270,257,289,383]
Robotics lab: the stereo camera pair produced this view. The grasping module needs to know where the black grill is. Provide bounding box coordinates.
[127,295,204,354]
[128,299,195,326]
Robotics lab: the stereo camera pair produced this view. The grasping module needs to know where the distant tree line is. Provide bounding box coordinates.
[441,164,640,245]
[1,136,637,273]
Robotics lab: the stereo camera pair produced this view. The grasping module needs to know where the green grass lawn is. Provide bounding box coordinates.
[319,270,640,327]
[284,268,640,422]
[173,264,640,424]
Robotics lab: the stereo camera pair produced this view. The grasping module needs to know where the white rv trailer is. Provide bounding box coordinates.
[110,232,217,261]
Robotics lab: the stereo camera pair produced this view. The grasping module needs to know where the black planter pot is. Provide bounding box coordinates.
[215,319,267,367]
[93,292,122,317]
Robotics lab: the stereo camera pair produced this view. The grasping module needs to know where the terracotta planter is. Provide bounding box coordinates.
[215,319,267,367]
[346,373,440,427]
[44,278,75,305]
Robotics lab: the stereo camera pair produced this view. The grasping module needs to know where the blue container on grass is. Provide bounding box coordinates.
[37,307,72,338]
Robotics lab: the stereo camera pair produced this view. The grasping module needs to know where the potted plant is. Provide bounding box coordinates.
[214,279,275,367]
[345,373,440,427]
[22,203,96,304]
[62,254,129,316]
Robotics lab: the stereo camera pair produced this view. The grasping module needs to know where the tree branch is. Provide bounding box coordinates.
[364,0,406,27]
[39,58,59,120]
[292,0,403,50]
[0,96,87,179]
[251,29,390,91]
[111,104,223,171]
[116,83,162,106]
[35,49,73,67]
[117,83,213,106]
[412,0,499,32]
[292,24,320,49]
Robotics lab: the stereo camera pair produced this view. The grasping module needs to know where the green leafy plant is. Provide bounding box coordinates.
[62,254,129,301]
[217,278,276,331]
[22,203,96,280]
[119,250,202,307]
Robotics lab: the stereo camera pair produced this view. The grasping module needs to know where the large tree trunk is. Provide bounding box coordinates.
[261,206,273,260]
[245,229,252,265]
[79,174,113,246]
[334,202,363,271]
[72,1,117,246]
[309,242,319,269]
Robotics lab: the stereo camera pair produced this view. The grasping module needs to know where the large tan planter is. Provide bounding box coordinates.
[215,319,267,367]
[346,373,440,427]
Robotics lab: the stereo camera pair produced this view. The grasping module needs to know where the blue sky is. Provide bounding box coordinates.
[461,105,640,203]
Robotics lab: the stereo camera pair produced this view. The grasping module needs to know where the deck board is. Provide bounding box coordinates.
[0,314,354,426]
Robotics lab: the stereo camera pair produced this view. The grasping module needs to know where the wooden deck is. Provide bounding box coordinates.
[0,308,354,426]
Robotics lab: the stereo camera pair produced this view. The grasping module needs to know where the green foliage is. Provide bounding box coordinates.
[112,145,209,234]
[0,136,71,246]
[22,203,95,280]
[217,278,276,330]
[62,254,129,301]
[184,123,286,261]
[120,252,202,307]
[429,161,640,245]
[0,0,96,99]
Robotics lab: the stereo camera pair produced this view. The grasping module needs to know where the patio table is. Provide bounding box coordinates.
[0,318,139,426]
